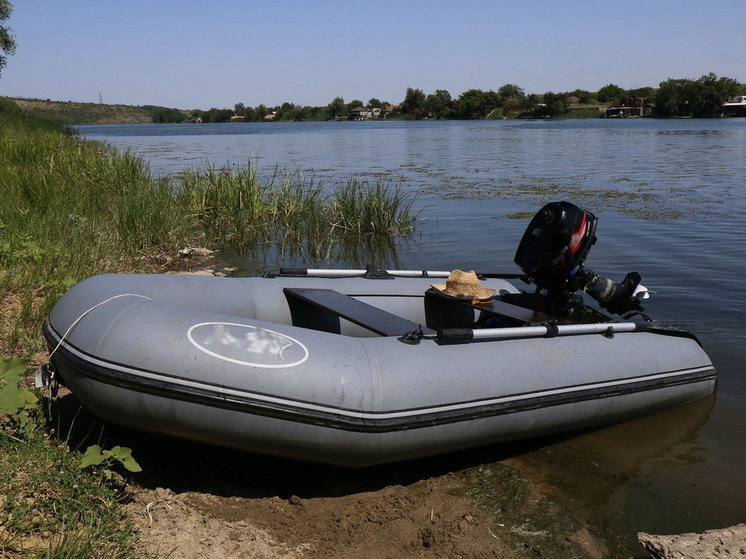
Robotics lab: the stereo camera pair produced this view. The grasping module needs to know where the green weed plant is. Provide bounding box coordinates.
[80,444,143,482]
[0,357,37,437]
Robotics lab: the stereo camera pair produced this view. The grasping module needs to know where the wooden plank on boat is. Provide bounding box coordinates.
[284,287,435,336]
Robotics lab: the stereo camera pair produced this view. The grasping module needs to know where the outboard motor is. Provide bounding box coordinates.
[514,201,646,317]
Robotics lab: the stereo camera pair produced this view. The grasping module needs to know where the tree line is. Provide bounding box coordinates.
[0,0,16,76]
[150,73,743,124]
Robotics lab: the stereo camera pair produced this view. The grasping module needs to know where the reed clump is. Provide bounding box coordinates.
[332,178,418,236]
[177,165,267,247]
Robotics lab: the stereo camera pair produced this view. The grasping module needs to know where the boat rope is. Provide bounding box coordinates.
[48,293,152,359]
[617,309,653,322]
[38,293,152,395]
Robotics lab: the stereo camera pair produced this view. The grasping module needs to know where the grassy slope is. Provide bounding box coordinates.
[10,97,158,124]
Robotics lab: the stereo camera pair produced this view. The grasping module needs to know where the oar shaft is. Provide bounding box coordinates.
[278,268,522,279]
[280,268,452,278]
[438,321,639,341]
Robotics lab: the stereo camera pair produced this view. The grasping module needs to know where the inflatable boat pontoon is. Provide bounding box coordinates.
[42,202,716,467]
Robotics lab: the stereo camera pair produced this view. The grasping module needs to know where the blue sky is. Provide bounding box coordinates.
[2,0,743,110]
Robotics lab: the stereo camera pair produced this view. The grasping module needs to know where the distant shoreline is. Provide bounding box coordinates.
[10,97,154,124]
[8,93,744,126]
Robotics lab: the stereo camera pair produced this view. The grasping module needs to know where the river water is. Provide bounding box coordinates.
[77,119,746,548]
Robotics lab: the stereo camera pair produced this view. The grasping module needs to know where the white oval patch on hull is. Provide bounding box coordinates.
[187,322,309,368]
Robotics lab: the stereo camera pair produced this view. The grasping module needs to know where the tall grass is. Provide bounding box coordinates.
[1,101,420,356]
[177,164,267,247]
[1,111,185,351]
[264,171,333,260]
[332,178,418,236]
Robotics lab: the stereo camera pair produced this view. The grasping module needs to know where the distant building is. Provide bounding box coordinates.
[722,96,746,117]
[348,106,371,121]
[603,97,651,118]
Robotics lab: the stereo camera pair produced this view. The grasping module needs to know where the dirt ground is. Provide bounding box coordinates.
[124,462,604,559]
[105,418,612,559]
[126,473,510,559]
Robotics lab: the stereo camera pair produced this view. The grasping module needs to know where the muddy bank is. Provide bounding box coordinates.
[126,479,509,559]
[119,435,611,559]
[40,382,615,559]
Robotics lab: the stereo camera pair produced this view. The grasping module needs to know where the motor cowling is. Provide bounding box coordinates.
[515,201,645,316]
[514,201,598,293]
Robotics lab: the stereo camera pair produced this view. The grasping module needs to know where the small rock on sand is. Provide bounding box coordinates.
[638,524,746,558]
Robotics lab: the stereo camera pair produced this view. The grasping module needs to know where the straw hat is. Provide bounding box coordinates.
[431,270,496,302]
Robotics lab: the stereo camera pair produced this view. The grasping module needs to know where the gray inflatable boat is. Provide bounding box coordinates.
[42,203,716,467]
